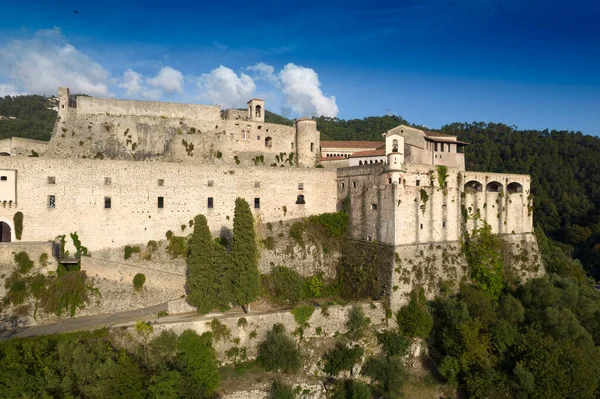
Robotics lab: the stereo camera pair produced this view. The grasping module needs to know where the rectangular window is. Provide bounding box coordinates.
[158,179,164,187]
[104,197,111,209]
[434,143,438,152]
[298,183,304,190]
[416,180,420,186]
[48,195,55,208]
[443,221,446,228]
[341,183,345,189]
[104,177,111,185]
[291,143,294,149]
[158,196,164,209]
[254,182,261,188]
[208,180,214,187]
[367,235,372,242]
[47,176,55,184]
[257,135,260,140]
[353,182,356,188]
[254,198,260,209]
[388,177,392,184]
[208,197,213,209]
[420,223,423,230]
[441,143,445,152]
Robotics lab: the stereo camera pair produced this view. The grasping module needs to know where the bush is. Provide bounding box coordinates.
[124,245,141,260]
[39,253,49,268]
[14,251,34,274]
[307,274,324,297]
[308,212,348,237]
[377,330,410,357]
[291,306,314,326]
[322,341,364,376]
[346,305,368,339]
[268,380,296,399]
[209,318,231,342]
[166,235,188,258]
[289,222,304,245]
[133,273,146,291]
[331,380,371,399]
[362,355,406,398]
[146,240,158,252]
[396,287,433,339]
[261,267,307,305]
[257,323,301,373]
[40,270,90,317]
[7,278,27,305]
[13,211,23,240]
[262,236,276,250]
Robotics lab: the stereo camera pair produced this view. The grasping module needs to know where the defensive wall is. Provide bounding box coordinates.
[0,156,337,251]
[0,137,48,157]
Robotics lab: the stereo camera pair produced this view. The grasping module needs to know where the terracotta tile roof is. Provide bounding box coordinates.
[320,141,384,149]
[350,149,386,157]
[320,156,348,161]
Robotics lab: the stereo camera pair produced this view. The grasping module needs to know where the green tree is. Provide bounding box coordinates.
[396,287,433,339]
[176,330,220,398]
[257,323,301,373]
[186,214,232,313]
[231,197,260,310]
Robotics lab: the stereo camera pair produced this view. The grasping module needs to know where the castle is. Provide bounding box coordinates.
[0,88,542,307]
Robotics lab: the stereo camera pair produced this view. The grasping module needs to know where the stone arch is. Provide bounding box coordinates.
[507,182,523,194]
[486,181,503,192]
[359,161,363,165]
[255,105,262,118]
[0,220,12,242]
[265,136,272,148]
[392,139,398,152]
[464,180,483,193]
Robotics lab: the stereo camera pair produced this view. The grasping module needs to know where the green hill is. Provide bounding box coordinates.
[0,95,57,141]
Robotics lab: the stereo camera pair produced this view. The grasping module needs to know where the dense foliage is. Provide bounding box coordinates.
[0,329,219,399]
[0,95,56,141]
[231,198,260,309]
[257,323,301,373]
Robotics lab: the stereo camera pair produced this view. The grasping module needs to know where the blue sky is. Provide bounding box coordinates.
[0,0,599,135]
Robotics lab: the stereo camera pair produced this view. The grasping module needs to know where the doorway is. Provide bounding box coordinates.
[0,221,11,242]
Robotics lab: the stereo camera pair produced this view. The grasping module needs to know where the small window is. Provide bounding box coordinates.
[208,180,214,187]
[158,196,164,209]
[435,143,438,152]
[367,235,372,242]
[371,203,378,210]
[48,195,55,208]
[341,183,345,189]
[158,179,164,186]
[254,198,260,209]
[104,177,111,185]
[257,135,260,140]
[353,182,356,188]
[296,195,305,204]
[310,143,314,152]
[441,143,444,152]
[298,183,304,190]
[442,221,446,228]
[265,136,272,148]
[258,125,262,129]
[47,176,55,184]
[420,223,423,229]
[388,177,392,184]
[291,143,294,149]
[255,182,261,188]
[208,197,214,209]
[230,133,234,140]
[104,197,111,209]
[416,180,420,186]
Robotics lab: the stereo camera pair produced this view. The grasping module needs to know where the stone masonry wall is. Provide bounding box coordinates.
[0,157,337,251]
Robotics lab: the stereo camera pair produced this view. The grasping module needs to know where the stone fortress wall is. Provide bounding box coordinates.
[0,157,337,251]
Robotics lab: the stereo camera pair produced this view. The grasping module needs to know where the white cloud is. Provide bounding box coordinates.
[197,65,256,108]
[247,62,277,84]
[119,69,142,96]
[148,66,184,94]
[278,63,338,117]
[0,27,112,97]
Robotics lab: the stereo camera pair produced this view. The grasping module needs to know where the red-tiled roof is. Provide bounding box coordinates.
[350,149,386,158]
[321,141,383,149]
[320,156,348,161]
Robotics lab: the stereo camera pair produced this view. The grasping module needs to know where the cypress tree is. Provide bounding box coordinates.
[186,214,232,313]
[231,197,260,310]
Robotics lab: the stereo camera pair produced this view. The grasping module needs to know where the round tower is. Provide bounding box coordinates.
[295,118,319,167]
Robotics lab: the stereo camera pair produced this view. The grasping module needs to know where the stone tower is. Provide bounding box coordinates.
[295,118,319,167]
[386,133,404,170]
[247,99,265,123]
[58,87,70,112]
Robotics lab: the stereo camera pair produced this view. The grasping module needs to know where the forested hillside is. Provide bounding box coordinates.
[0,95,56,141]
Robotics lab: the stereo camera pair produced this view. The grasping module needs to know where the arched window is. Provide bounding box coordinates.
[0,152,9,156]
[0,221,11,242]
[359,161,363,165]
[255,105,262,118]
[486,181,503,193]
[392,139,398,153]
[265,136,272,148]
[507,182,523,194]
[464,180,483,193]
[296,195,305,204]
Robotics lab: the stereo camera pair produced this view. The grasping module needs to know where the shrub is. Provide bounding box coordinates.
[346,305,368,339]
[362,355,406,398]
[377,330,410,357]
[289,222,304,245]
[257,323,301,373]
[40,270,90,317]
[322,341,364,376]
[268,380,296,399]
[308,212,349,237]
[133,273,146,291]
[331,380,371,399]
[124,245,141,260]
[237,317,248,328]
[13,211,23,240]
[166,235,188,258]
[307,274,324,297]
[14,252,34,274]
[39,253,49,268]
[146,240,158,252]
[291,306,314,326]
[209,318,231,342]
[396,287,433,339]
[262,236,276,250]
[261,267,307,305]
[7,278,27,305]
